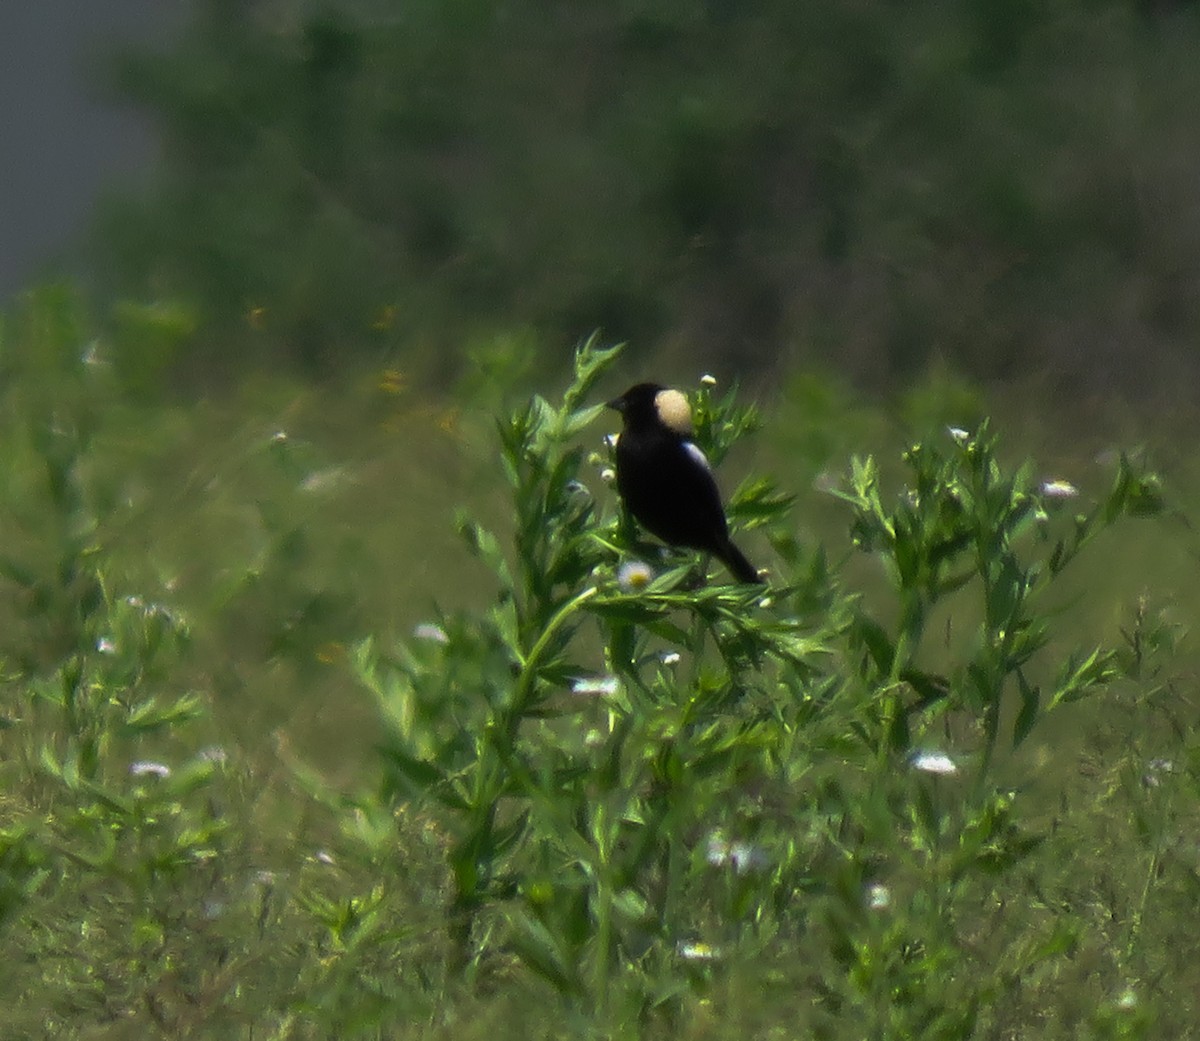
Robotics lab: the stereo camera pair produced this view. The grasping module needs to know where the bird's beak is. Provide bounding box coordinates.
[606,396,625,413]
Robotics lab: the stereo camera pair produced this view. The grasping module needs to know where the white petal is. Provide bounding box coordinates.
[911,750,958,776]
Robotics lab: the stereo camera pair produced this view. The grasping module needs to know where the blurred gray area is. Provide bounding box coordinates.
[0,1,188,299]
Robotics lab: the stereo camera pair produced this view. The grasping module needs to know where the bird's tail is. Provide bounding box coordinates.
[719,538,763,584]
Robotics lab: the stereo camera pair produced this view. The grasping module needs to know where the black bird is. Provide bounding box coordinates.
[607,382,762,584]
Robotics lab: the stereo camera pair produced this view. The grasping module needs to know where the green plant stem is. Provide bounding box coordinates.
[449,585,601,971]
[881,592,924,763]
[1125,786,1170,966]
[591,801,614,1015]
[507,585,599,739]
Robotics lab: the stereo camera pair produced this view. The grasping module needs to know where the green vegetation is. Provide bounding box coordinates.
[2,308,1196,1039]
[6,3,1200,1033]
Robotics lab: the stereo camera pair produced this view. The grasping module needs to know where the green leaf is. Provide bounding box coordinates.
[377,745,467,809]
[491,809,530,859]
[505,906,580,994]
[121,694,205,734]
[455,512,513,585]
[565,333,623,410]
[851,614,895,677]
[78,779,134,816]
[1012,671,1040,748]
[1048,647,1117,709]
[558,403,606,440]
[611,887,651,924]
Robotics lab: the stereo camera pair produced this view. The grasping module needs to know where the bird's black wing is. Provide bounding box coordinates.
[616,432,731,554]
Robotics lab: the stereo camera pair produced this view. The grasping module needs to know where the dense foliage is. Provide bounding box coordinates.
[96,0,1200,390]
[2,309,1195,1038]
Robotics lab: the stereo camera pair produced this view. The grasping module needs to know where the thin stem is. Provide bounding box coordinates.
[506,585,599,739]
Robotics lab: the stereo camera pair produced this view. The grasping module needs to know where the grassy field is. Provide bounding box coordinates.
[2,294,1199,1039]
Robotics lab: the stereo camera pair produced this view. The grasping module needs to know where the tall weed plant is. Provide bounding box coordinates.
[351,338,1173,1038]
[0,301,1188,1038]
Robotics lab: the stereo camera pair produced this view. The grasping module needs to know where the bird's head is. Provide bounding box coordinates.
[607,383,693,436]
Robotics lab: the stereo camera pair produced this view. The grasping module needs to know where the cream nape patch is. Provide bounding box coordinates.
[653,388,694,436]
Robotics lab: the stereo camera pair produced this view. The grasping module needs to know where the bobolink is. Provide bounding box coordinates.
[607,382,762,584]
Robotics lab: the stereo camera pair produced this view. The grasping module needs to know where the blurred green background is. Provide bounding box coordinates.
[62,0,1200,396]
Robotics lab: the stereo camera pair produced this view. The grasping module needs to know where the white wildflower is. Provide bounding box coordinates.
[618,560,654,591]
[130,760,171,779]
[705,832,729,867]
[300,467,349,494]
[1041,479,1079,500]
[571,675,620,698]
[866,883,892,910]
[1143,758,1175,788]
[144,602,179,623]
[704,832,768,874]
[413,623,449,644]
[812,470,840,494]
[728,841,769,875]
[911,750,958,776]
